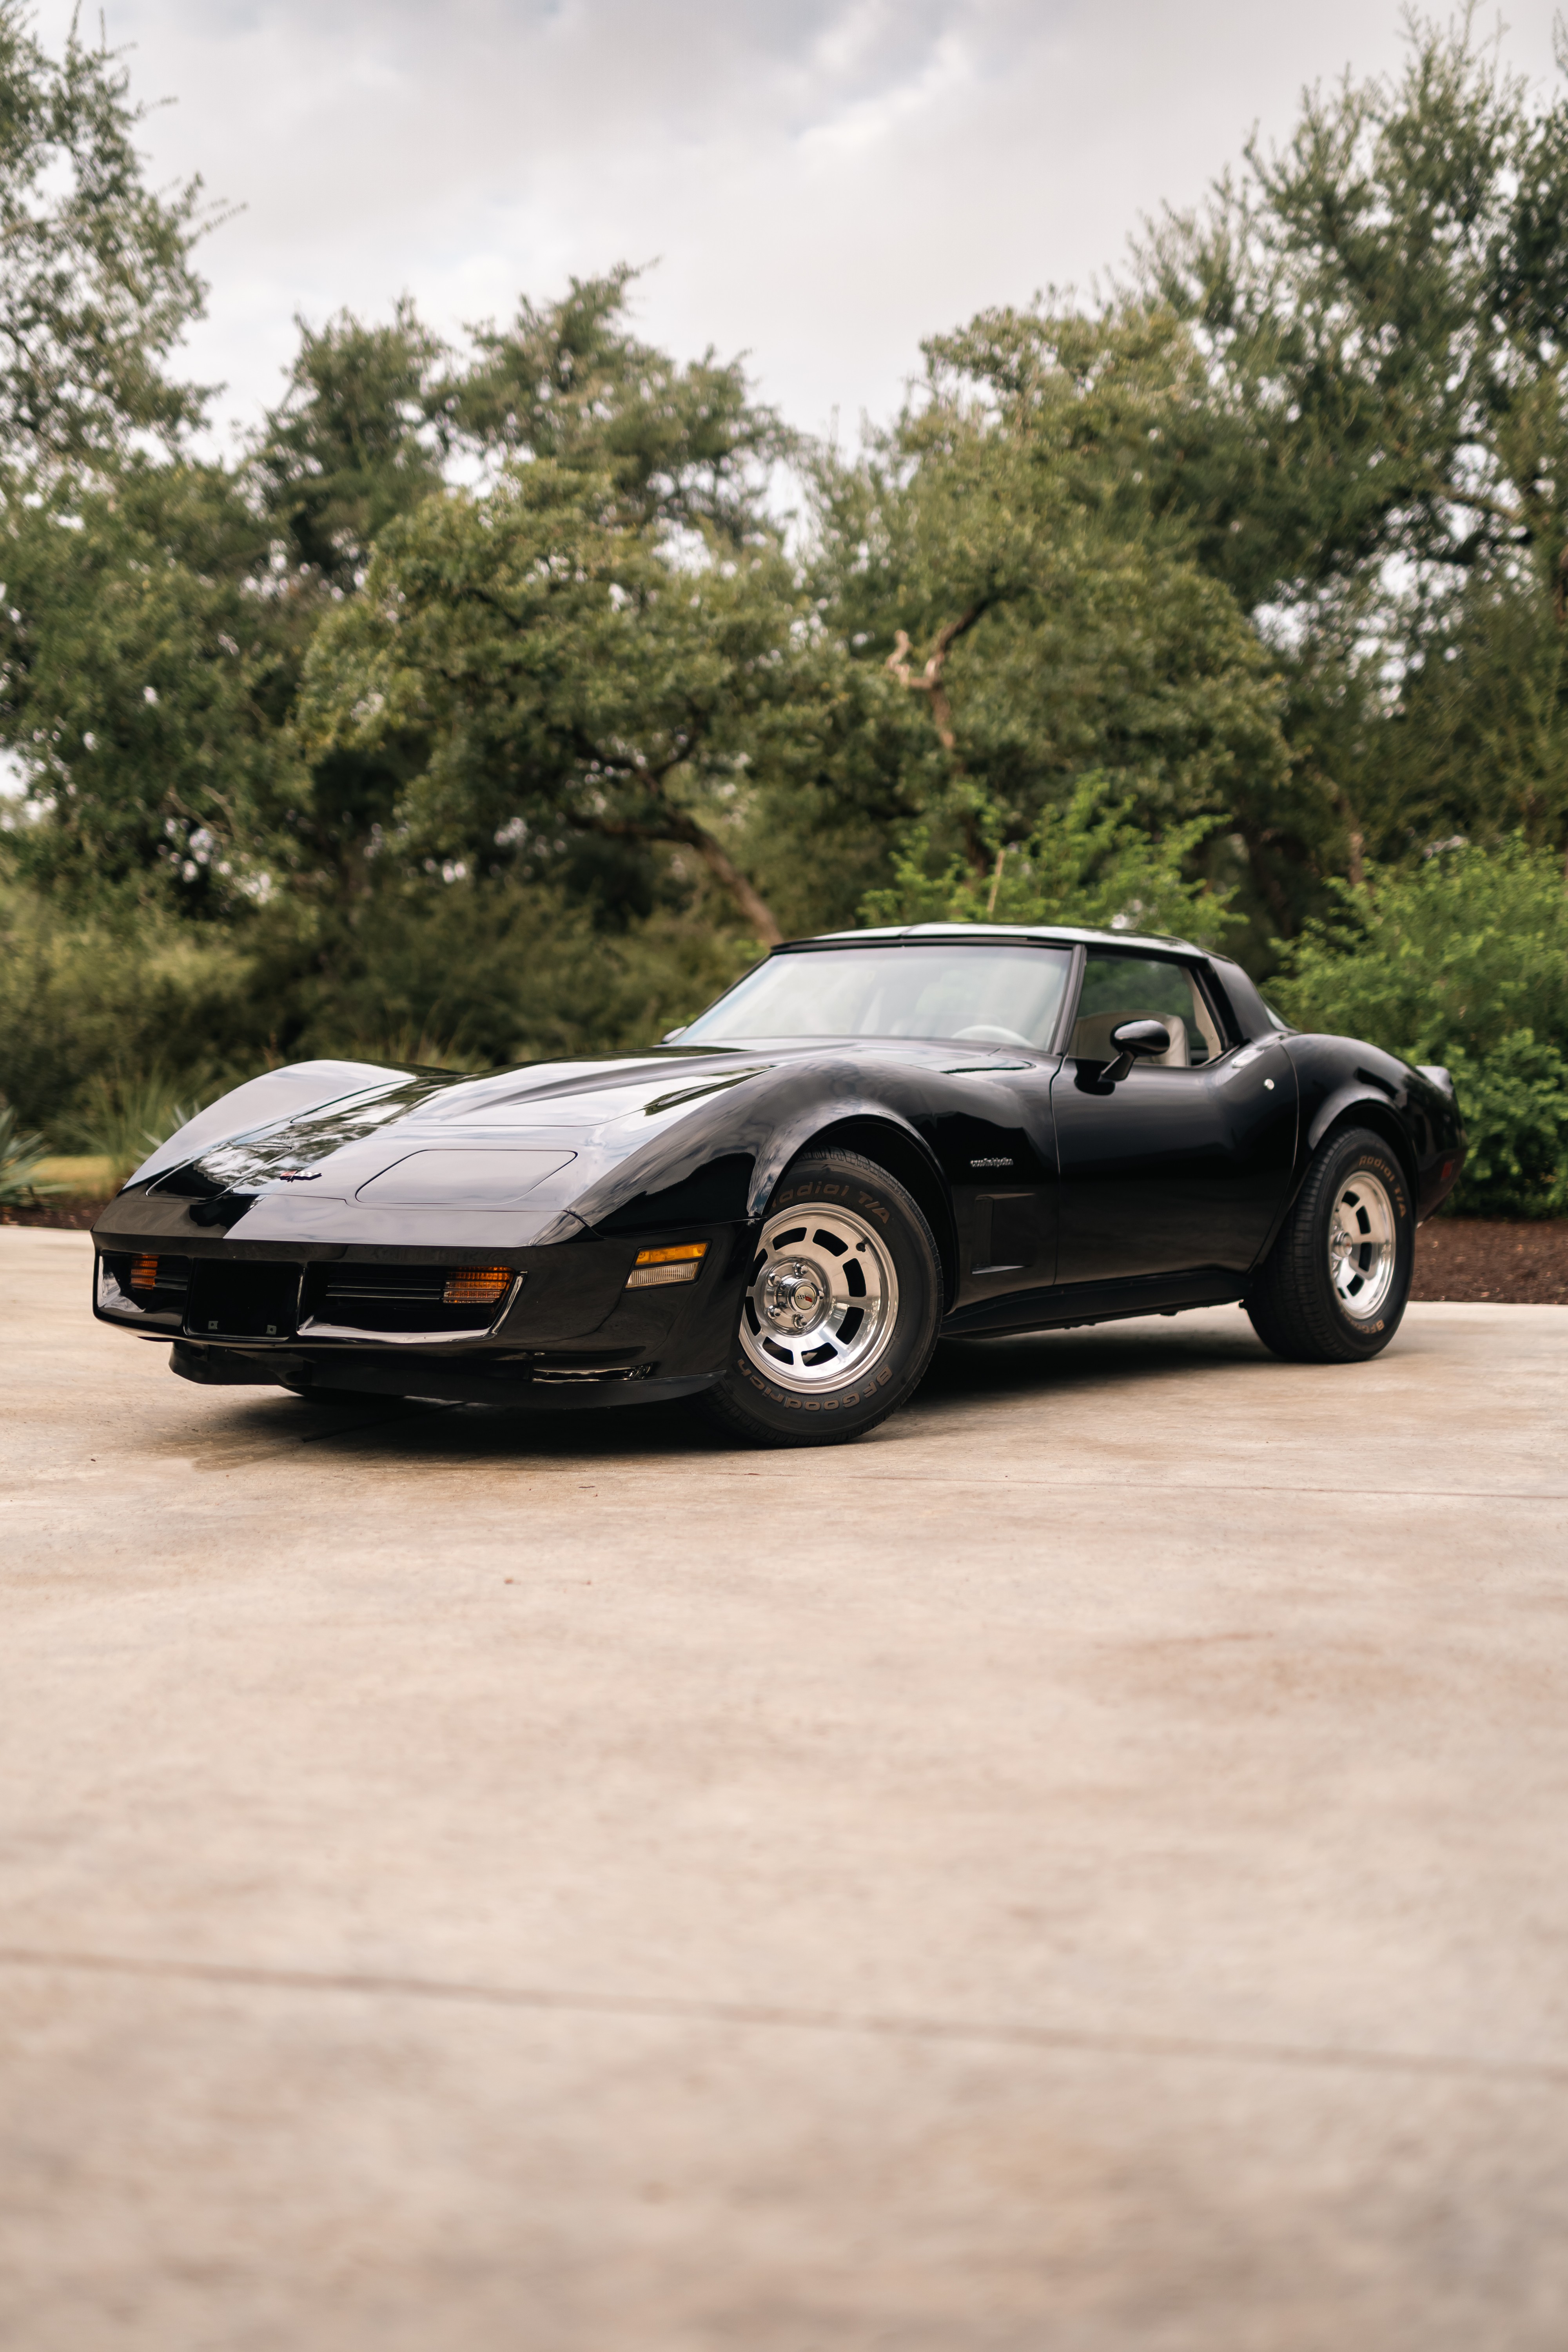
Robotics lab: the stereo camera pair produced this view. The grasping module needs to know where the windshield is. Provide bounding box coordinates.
[683,943,1074,1048]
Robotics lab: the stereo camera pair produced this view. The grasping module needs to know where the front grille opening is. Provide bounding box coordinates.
[185,1261,302,1342]
[300,1261,519,1336]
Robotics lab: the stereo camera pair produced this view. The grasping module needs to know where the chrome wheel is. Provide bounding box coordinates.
[1327,1171,1397,1319]
[739,1201,899,1394]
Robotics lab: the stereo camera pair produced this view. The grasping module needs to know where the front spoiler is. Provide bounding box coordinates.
[169,1341,722,1411]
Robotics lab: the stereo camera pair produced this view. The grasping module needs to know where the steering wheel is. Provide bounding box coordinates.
[952,1023,1034,1047]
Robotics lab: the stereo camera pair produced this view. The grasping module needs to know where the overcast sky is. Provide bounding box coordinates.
[31,0,1568,450]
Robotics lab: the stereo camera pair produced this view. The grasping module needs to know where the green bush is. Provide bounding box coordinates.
[1274,838,1568,1215]
[0,864,759,1143]
[1437,1034,1568,1216]
[0,882,256,1134]
[860,776,1238,945]
[62,1068,221,1188]
[0,1098,62,1205]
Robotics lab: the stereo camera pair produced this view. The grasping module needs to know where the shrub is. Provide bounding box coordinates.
[0,881,255,1134]
[0,1098,61,1205]
[62,1069,221,1188]
[860,775,1238,945]
[1273,838,1568,1215]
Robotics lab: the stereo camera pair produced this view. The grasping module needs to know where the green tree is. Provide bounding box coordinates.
[0,459,305,907]
[437,267,789,541]
[808,314,1292,933]
[1141,11,1568,866]
[297,457,814,942]
[860,775,1238,944]
[250,301,447,592]
[0,3,211,466]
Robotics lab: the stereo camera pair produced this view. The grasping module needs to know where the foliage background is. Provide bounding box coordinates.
[3,7,1568,1210]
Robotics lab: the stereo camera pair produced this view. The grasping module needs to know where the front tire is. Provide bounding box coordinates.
[1245,1126,1414,1363]
[702,1150,942,1447]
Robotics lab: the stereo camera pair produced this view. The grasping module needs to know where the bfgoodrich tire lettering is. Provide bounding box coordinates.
[1245,1126,1414,1365]
[702,1149,942,1447]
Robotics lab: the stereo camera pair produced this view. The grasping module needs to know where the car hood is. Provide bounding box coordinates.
[105,1038,1015,1250]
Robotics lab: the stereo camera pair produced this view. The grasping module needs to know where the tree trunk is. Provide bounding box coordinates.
[1239,822,1296,933]
[679,815,784,945]
[1329,786,1366,887]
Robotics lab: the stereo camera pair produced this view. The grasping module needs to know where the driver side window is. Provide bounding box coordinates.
[1071,954,1224,1069]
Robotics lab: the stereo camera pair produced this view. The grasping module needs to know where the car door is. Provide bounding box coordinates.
[1049,949,1298,1287]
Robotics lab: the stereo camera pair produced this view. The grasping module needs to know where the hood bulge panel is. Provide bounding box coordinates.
[354,1148,577,1205]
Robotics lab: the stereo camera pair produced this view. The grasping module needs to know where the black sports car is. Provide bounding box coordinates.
[91,924,1466,1446]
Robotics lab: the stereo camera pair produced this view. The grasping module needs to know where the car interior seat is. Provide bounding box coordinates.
[1070,1010,1190,1068]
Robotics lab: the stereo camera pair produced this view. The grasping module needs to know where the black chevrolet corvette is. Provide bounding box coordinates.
[91,924,1466,1446]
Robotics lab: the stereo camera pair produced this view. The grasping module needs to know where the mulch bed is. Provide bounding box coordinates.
[7,1197,1565,1302]
[1412,1216,1568,1305]
[1,1196,104,1231]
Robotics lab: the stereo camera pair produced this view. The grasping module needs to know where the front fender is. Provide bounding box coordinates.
[572,1058,954,1238]
[744,1097,944,1218]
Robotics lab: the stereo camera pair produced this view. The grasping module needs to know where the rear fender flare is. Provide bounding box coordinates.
[1304,1085,1417,1200]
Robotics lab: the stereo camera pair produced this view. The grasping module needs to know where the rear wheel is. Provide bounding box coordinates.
[1245,1127,1414,1363]
[702,1150,942,1447]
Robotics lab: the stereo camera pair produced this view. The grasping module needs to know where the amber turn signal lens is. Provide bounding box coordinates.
[626,1241,708,1290]
[441,1265,512,1308]
[130,1254,159,1292]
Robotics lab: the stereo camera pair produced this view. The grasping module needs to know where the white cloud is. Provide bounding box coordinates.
[28,0,1568,449]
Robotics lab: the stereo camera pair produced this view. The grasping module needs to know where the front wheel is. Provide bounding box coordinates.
[701,1150,943,1447]
[1245,1126,1414,1363]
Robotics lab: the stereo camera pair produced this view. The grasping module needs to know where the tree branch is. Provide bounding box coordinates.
[886,605,991,876]
[573,809,782,944]
[885,605,984,754]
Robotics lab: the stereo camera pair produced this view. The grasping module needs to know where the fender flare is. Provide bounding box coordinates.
[1305,1084,1417,1197]
[748,1100,958,1308]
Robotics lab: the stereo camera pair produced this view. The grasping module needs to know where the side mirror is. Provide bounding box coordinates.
[1101,1018,1169,1084]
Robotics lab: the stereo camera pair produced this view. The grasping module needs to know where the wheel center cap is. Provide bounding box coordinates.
[762,1259,827,1332]
[1330,1225,1354,1264]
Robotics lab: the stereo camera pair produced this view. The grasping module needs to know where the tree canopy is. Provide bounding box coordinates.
[3,9,1568,1212]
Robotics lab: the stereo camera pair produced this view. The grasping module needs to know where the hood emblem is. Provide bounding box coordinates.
[275,1169,323,1183]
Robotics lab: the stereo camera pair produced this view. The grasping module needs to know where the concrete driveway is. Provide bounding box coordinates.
[4,1224,1567,2350]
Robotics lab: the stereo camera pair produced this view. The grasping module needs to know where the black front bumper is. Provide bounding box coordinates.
[93,1223,757,1408]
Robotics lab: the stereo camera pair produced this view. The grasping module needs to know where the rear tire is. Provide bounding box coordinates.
[1245,1126,1414,1363]
[701,1150,942,1447]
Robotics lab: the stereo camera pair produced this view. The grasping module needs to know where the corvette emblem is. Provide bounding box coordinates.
[275,1169,322,1182]
[969,1156,1014,1169]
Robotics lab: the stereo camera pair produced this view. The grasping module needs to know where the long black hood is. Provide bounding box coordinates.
[97,1040,1027,1252]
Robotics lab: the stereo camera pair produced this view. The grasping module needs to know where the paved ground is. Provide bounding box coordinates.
[4,1226,1567,2351]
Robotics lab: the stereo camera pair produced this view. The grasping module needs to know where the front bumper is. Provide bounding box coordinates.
[91,1218,757,1406]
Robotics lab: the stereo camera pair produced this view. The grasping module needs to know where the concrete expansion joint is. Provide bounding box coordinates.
[2,1945,1564,2092]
